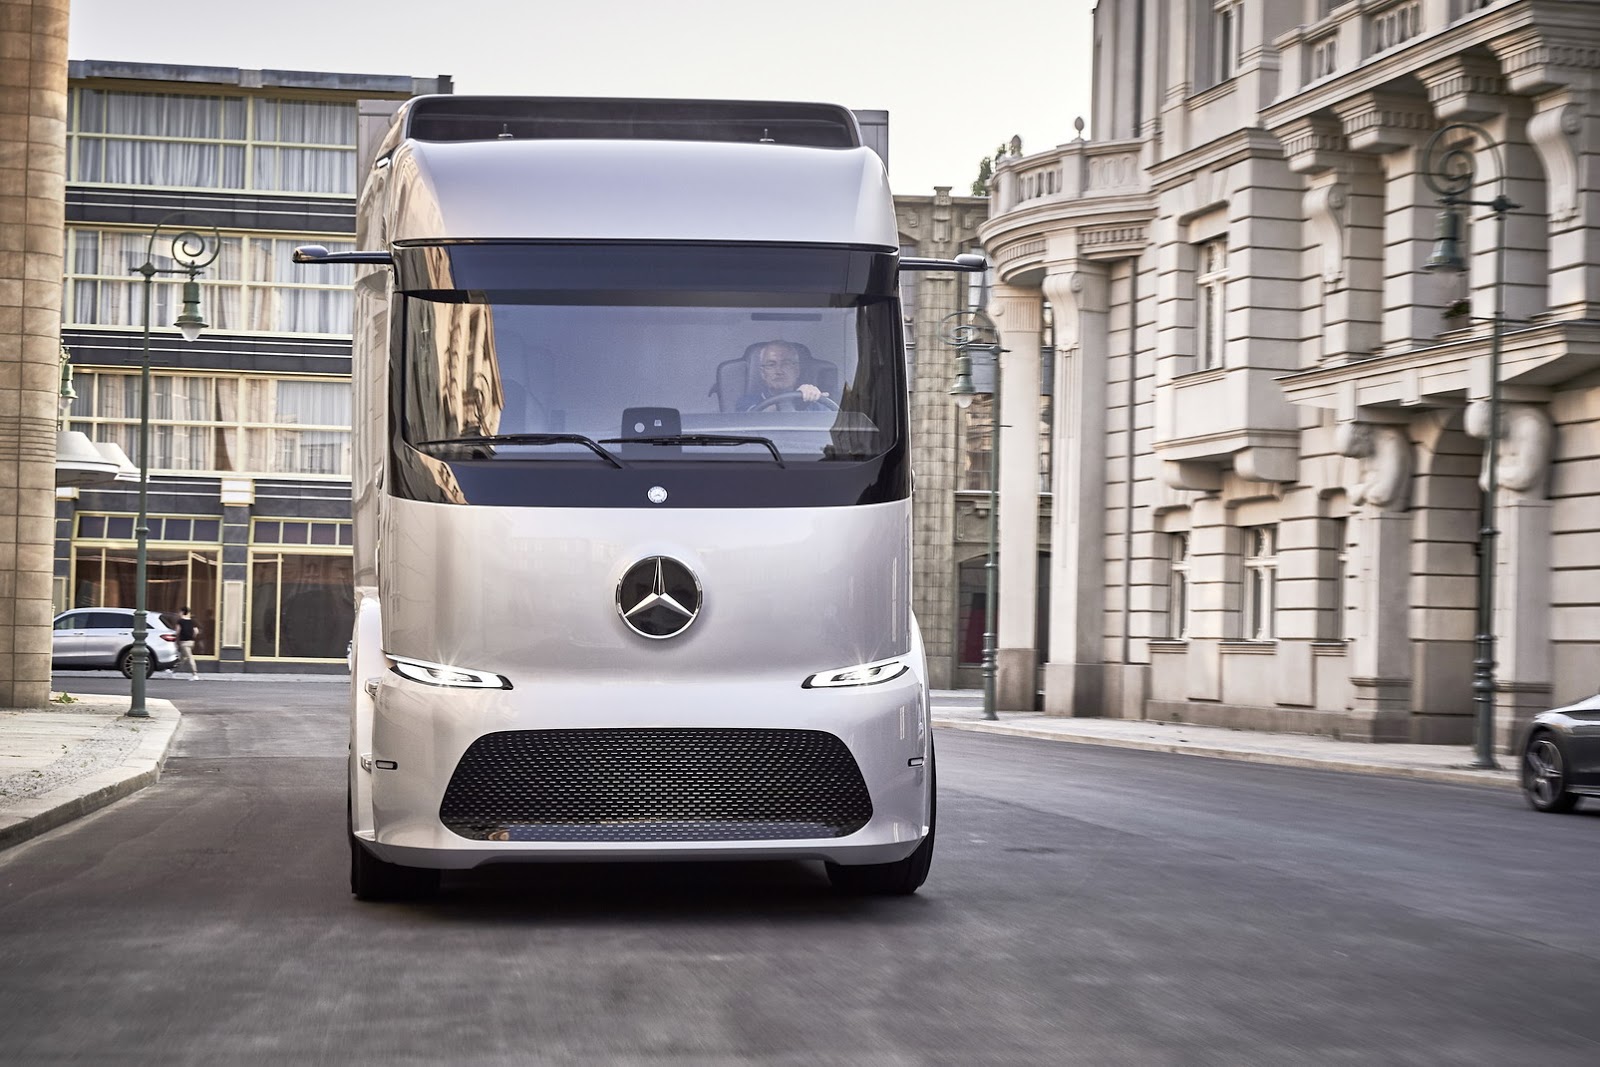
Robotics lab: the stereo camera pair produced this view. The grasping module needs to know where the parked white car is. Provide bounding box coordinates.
[51,608,180,678]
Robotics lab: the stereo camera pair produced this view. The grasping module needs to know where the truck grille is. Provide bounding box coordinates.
[438,727,874,842]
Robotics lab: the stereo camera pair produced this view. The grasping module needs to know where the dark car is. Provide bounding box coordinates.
[51,608,181,679]
[1520,694,1600,812]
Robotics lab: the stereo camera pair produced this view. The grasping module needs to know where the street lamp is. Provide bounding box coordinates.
[126,217,219,719]
[945,308,1003,721]
[1421,122,1518,770]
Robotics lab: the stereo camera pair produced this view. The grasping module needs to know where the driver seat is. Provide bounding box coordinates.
[709,342,838,412]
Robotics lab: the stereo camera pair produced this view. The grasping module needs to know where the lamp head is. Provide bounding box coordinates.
[1424,207,1467,273]
[173,277,208,342]
[950,353,977,408]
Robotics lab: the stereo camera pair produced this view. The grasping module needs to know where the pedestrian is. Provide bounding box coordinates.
[176,607,201,680]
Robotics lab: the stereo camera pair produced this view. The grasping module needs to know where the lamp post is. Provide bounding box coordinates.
[126,217,218,719]
[945,308,1003,721]
[1421,123,1517,770]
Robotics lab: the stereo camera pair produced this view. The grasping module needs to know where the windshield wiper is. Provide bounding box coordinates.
[413,433,625,469]
[598,433,786,468]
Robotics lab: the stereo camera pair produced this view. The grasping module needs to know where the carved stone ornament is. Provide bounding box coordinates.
[1528,98,1584,225]
[1337,421,1412,510]
[1305,180,1349,290]
[1464,400,1553,496]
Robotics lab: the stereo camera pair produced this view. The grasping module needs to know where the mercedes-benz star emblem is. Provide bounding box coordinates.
[616,556,701,639]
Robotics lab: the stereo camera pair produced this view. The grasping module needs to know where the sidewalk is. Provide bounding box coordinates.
[0,683,1523,854]
[930,691,1521,791]
[0,691,181,851]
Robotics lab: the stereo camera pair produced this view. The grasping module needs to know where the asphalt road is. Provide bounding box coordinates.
[3,677,1598,1064]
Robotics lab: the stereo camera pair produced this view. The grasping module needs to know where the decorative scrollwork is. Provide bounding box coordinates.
[142,214,223,275]
[166,228,221,270]
[938,309,1000,351]
[1421,121,1494,202]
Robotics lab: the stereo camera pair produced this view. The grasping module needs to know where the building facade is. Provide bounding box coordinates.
[980,0,1600,749]
[55,62,449,673]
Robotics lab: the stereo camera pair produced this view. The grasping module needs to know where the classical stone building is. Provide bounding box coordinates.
[979,0,1600,750]
[0,0,69,708]
[897,189,1046,692]
[53,61,447,672]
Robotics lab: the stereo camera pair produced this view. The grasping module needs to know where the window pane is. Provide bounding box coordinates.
[251,552,353,659]
[956,556,994,667]
[77,89,105,133]
[961,396,994,492]
[73,137,103,181]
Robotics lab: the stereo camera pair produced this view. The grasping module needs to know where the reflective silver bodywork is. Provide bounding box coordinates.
[346,97,929,872]
[354,496,927,866]
[384,138,898,246]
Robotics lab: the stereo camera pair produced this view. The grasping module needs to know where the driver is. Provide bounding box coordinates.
[735,340,830,412]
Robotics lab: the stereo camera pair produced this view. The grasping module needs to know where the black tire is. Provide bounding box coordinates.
[348,779,440,901]
[1522,731,1580,813]
[117,647,154,680]
[827,747,936,896]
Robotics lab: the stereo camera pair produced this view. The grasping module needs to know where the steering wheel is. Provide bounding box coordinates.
[754,391,840,412]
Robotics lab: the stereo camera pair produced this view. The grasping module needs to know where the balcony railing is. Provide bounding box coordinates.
[1277,0,1507,98]
[989,138,1146,217]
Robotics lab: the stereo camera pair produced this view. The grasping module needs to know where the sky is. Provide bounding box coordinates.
[65,0,1096,195]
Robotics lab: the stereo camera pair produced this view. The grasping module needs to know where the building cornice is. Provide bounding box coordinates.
[1148,129,1286,192]
[1261,1,1544,134]
[1276,320,1600,414]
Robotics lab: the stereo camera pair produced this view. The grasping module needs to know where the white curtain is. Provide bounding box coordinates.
[72,92,365,192]
[253,146,355,194]
[66,230,244,330]
[255,100,356,145]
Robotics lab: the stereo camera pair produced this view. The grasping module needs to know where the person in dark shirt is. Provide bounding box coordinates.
[175,607,201,680]
[735,340,829,412]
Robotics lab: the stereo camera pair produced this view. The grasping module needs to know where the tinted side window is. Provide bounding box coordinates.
[54,614,85,630]
[89,612,132,630]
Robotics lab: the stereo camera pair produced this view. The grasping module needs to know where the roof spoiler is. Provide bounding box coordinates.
[399,95,863,149]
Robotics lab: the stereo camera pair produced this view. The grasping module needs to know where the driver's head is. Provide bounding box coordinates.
[756,341,803,393]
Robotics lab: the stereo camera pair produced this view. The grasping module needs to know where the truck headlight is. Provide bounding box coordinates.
[387,654,512,690]
[802,657,909,689]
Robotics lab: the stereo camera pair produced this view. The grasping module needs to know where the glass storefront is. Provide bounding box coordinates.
[71,523,220,658]
[68,512,353,665]
[248,550,353,660]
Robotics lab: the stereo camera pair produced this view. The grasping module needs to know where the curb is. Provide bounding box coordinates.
[0,700,182,851]
[932,717,1522,791]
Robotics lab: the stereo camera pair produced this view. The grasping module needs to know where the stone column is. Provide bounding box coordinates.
[1275,115,1386,363]
[909,262,962,688]
[1466,401,1554,752]
[987,284,1042,711]
[1491,33,1600,320]
[1041,263,1109,717]
[1338,421,1414,741]
[0,0,70,708]
[1331,92,1451,354]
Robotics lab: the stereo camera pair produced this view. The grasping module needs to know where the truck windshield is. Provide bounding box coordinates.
[397,244,903,467]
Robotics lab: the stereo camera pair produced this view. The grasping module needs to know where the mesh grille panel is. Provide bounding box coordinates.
[439,728,873,841]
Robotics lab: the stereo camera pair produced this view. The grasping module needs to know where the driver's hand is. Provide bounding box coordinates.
[798,384,823,403]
